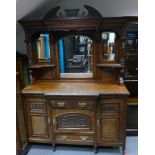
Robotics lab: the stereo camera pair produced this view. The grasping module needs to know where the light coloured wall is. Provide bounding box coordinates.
[16,0,138,54]
[16,31,26,54]
[16,0,61,54]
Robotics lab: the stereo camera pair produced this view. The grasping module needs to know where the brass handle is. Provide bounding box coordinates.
[57,101,65,107]
[97,119,99,126]
[80,136,88,141]
[59,135,68,140]
[48,117,50,124]
[53,118,57,125]
[78,102,87,108]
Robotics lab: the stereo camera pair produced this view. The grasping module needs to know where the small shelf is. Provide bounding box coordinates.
[127,97,138,106]
[28,64,55,69]
[97,64,124,69]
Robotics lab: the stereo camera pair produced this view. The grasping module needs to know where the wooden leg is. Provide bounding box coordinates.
[94,146,97,154]
[52,143,56,152]
[120,146,125,155]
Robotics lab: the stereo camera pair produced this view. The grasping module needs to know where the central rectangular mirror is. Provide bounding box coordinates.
[58,35,93,78]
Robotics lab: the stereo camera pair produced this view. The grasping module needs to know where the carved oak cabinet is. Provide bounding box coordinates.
[22,82,128,154]
[18,5,134,155]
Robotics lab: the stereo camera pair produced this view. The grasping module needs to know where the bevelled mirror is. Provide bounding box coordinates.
[58,35,93,78]
[101,32,116,62]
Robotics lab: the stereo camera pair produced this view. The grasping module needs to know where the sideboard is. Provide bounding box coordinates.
[22,81,129,154]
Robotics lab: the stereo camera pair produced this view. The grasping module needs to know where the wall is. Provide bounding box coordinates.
[16,0,138,54]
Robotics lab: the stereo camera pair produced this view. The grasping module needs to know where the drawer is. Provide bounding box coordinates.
[56,134,93,143]
[49,100,94,110]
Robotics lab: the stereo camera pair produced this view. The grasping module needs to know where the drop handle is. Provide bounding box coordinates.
[57,101,65,107]
[80,136,88,141]
[78,102,87,107]
[59,135,68,140]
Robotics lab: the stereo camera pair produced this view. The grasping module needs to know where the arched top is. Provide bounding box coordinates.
[43,5,102,20]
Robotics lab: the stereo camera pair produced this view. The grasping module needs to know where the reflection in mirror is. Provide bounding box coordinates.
[35,33,51,62]
[102,32,116,61]
[58,35,93,78]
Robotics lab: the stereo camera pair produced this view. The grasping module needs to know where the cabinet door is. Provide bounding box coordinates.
[24,98,50,141]
[97,99,125,144]
[124,24,138,80]
[52,109,94,132]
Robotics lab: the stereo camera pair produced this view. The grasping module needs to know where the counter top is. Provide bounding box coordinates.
[22,81,130,96]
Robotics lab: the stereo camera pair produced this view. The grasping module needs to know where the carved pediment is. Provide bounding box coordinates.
[43,5,102,19]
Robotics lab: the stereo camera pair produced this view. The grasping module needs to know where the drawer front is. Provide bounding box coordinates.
[49,100,94,110]
[56,134,93,143]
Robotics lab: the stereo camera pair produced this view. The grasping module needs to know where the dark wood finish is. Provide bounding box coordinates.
[97,64,124,68]
[16,54,30,155]
[18,15,137,83]
[126,97,138,136]
[16,53,29,88]
[122,18,138,136]
[18,6,137,154]
[28,64,55,69]
[23,97,51,142]
[97,99,125,145]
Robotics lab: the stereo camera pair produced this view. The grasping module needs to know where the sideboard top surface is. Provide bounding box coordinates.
[22,81,129,96]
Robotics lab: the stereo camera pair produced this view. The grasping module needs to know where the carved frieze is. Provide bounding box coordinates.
[57,114,89,128]
[31,103,44,111]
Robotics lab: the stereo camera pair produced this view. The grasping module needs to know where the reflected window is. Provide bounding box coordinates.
[35,33,50,62]
[101,32,116,61]
[58,35,93,78]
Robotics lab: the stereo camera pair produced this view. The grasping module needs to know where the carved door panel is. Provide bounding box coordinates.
[25,98,50,140]
[52,109,94,132]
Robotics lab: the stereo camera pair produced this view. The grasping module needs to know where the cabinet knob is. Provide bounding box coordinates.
[57,101,65,107]
[78,102,87,107]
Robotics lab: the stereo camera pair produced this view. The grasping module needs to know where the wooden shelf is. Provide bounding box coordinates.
[28,64,55,69]
[127,97,138,105]
[97,64,124,69]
